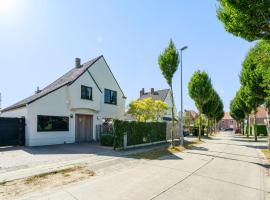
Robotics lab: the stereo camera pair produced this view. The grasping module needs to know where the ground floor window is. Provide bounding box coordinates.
[37,115,69,132]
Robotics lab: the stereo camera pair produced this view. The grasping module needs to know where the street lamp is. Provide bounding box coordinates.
[179,46,188,146]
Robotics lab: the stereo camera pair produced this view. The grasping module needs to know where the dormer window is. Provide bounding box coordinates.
[81,85,92,100]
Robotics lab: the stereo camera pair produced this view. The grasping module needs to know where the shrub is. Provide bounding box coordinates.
[255,124,267,136]
[113,120,166,149]
[100,134,114,146]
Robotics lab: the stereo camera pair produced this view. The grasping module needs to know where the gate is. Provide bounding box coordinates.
[0,117,25,146]
[96,123,113,142]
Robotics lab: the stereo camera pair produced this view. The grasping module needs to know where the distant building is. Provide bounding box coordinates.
[139,88,173,121]
[217,112,237,130]
[249,106,269,125]
[183,110,198,126]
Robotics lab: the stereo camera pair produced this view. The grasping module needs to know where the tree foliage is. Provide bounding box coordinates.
[127,98,168,122]
[217,0,270,41]
[158,39,179,146]
[188,70,213,140]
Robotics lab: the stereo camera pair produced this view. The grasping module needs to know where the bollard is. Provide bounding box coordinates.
[123,132,127,149]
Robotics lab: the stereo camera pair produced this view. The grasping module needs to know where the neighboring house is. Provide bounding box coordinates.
[249,106,269,125]
[217,112,237,130]
[138,88,173,121]
[1,56,126,146]
[183,110,198,126]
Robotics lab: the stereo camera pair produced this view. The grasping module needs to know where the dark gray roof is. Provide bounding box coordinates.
[139,89,170,101]
[2,56,102,112]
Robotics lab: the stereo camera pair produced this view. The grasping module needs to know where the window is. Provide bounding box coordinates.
[81,85,92,100]
[104,89,117,105]
[37,115,69,132]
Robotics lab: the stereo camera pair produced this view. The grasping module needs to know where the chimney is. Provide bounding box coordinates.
[35,86,41,94]
[75,58,81,68]
[151,88,155,95]
[140,88,145,97]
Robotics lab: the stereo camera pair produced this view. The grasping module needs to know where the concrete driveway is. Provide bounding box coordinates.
[21,132,270,200]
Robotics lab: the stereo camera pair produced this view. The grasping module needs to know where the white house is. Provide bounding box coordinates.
[1,56,126,146]
[138,88,174,121]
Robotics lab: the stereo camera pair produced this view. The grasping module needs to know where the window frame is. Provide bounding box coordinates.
[104,88,117,105]
[81,85,93,101]
[37,115,69,132]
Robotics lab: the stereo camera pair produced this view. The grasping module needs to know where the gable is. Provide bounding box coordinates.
[88,57,126,98]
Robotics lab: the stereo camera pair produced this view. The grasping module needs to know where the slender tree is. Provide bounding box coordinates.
[240,43,268,141]
[217,0,270,41]
[202,89,220,137]
[158,40,179,146]
[188,70,213,140]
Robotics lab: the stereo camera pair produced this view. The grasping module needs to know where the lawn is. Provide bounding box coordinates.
[261,149,270,164]
[130,139,204,160]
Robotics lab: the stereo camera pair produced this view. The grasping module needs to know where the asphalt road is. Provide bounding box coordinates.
[23,132,270,200]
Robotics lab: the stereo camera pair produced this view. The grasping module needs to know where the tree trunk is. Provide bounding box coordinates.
[254,114,257,142]
[247,116,250,138]
[169,85,175,147]
[198,113,201,141]
[207,118,210,138]
[267,111,270,150]
[242,120,245,135]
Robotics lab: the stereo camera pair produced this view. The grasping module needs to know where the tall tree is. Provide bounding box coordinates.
[230,96,246,133]
[240,43,268,141]
[217,0,270,41]
[158,40,179,146]
[188,70,213,140]
[202,89,220,137]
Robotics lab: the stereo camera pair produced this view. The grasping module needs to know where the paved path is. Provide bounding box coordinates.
[23,132,270,200]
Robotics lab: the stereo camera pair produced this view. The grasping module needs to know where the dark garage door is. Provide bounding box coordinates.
[0,117,25,146]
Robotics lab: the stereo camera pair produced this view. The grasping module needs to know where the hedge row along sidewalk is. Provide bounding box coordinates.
[113,120,166,149]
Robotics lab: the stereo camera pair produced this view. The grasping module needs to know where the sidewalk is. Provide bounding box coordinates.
[19,132,270,200]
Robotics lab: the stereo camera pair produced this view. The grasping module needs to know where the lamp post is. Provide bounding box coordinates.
[179,46,188,146]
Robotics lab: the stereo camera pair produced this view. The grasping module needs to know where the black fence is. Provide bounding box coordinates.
[0,117,25,146]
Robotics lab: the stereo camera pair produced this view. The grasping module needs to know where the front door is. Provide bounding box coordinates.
[75,114,93,142]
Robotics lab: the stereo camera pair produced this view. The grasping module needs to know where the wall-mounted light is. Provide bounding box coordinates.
[70,114,73,118]
[97,116,101,120]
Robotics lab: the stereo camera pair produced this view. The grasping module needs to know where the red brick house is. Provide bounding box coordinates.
[249,106,269,125]
[217,112,237,131]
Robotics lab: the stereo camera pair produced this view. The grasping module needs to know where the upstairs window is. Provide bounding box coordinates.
[81,85,92,100]
[104,89,117,105]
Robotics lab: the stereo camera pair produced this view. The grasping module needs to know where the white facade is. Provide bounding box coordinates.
[1,56,125,146]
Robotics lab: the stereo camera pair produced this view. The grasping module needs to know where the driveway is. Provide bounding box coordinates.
[21,132,270,200]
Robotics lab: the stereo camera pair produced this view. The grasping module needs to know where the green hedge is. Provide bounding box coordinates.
[100,134,114,146]
[113,120,166,149]
[245,125,267,136]
[255,124,267,136]
[191,126,205,137]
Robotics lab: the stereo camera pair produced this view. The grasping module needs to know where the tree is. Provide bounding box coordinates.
[240,43,268,141]
[217,0,270,41]
[158,39,180,146]
[230,95,246,134]
[188,70,213,140]
[127,98,168,122]
[202,89,221,137]
[153,100,169,121]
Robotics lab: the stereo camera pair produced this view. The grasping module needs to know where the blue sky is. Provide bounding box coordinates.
[0,0,253,112]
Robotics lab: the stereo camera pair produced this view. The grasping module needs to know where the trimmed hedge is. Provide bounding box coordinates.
[113,120,166,149]
[255,124,267,136]
[100,134,114,146]
[245,125,267,136]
